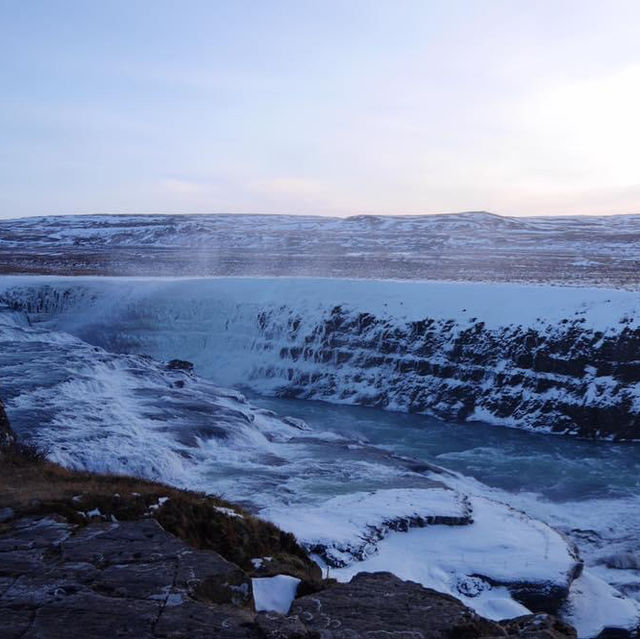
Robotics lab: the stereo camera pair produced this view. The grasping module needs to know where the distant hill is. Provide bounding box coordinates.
[1,211,639,287]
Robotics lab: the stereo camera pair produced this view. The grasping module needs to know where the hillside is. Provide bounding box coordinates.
[1,211,639,287]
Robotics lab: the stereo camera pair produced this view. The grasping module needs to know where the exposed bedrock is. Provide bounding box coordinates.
[0,399,16,447]
[256,306,640,440]
[277,572,578,639]
[0,515,578,639]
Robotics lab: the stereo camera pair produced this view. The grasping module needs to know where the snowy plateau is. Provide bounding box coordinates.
[1,212,640,637]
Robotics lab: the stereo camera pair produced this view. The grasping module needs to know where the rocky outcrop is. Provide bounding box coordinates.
[0,516,256,639]
[165,359,195,374]
[0,516,577,639]
[271,572,578,639]
[254,306,640,440]
[0,399,16,447]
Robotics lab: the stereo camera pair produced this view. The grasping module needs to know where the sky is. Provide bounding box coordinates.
[1,0,640,219]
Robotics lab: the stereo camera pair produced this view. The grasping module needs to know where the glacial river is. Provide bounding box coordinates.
[250,394,640,503]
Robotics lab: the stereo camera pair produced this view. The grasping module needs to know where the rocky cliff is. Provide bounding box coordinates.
[255,304,640,440]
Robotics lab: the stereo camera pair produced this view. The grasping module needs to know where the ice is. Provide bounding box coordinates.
[562,572,640,638]
[276,493,580,621]
[262,488,469,566]
[251,575,300,614]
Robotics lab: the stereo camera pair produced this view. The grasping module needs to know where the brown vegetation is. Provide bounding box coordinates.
[0,434,321,587]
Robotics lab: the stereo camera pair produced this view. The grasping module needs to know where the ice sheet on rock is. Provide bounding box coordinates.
[252,575,300,614]
[262,488,469,566]
[561,572,640,638]
[331,495,579,621]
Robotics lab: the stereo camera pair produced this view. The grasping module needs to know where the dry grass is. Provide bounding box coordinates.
[0,443,322,586]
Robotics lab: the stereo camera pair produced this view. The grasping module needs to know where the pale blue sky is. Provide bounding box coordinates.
[2,0,640,218]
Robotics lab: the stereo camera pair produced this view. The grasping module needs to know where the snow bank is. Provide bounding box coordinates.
[327,495,580,621]
[262,487,470,566]
[562,572,640,638]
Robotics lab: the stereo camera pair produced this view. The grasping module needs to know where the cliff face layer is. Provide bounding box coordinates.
[256,305,640,440]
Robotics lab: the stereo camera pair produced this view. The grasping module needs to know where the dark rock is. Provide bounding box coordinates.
[0,515,257,638]
[61,518,187,566]
[0,516,71,552]
[289,572,504,638]
[181,550,252,607]
[596,629,635,639]
[92,560,176,599]
[500,580,573,616]
[0,607,33,639]
[0,549,47,576]
[0,507,14,523]
[255,610,309,638]
[25,592,160,639]
[165,359,195,374]
[501,613,577,638]
[154,600,256,638]
[0,399,16,447]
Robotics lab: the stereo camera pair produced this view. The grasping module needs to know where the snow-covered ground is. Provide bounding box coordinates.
[1,211,640,287]
[263,487,471,566]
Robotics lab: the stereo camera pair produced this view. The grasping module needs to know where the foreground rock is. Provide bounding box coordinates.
[0,398,15,447]
[0,515,576,639]
[263,572,578,639]
[0,516,256,638]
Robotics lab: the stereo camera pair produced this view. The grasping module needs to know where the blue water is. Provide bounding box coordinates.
[249,394,640,503]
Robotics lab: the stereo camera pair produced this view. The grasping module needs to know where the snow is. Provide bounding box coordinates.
[2,275,639,334]
[278,493,580,621]
[262,488,468,566]
[2,211,640,288]
[562,572,640,638]
[251,575,300,614]
[213,506,243,518]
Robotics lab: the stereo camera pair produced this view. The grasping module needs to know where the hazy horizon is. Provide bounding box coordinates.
[2,1,640,219]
